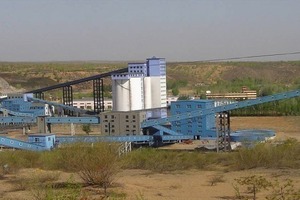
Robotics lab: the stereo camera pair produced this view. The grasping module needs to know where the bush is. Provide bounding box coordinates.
[121,148,223,172]
[56,143,120,195]
[0,150,41,174]
[82,124,92,135]
[233,138,300,170]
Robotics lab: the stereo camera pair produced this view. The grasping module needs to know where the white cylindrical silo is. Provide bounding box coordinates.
[151,76,162,108]
[143,77,152,109]
[129,77,143,110]
[112,79,130,111]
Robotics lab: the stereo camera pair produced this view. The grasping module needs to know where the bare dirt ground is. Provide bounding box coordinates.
[0,116,299,200]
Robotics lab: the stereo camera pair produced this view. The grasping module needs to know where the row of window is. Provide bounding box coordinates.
[104,129,138,133]
[174,104,203,109]
[104,115,137,119]
[129,66,144,69]
[173,130,202,133]
[130,70,144,73]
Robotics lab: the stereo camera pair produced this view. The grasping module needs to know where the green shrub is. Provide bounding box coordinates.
[52,143,120,195]
[233,138,300,170]
[121,148,221,172]
[0,150,41,173]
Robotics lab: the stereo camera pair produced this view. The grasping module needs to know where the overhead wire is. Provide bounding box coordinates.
[191,51,300,62]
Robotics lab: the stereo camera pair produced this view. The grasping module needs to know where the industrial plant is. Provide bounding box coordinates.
[0,57,299,151]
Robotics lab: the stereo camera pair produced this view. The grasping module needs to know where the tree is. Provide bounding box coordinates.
[82,124,92,135]
[267,179,300,200]
[234,175,272,200]
[172,87,179,96]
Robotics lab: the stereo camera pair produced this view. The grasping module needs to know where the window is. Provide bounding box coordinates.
[176,104,180,108]
[35,138,40,142]
[187,105,192,109]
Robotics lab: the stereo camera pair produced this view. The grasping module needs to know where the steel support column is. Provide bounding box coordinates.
[216,111,231,152]
[34,92,44,99]
[62,86,73,116]
[93,78,104,114]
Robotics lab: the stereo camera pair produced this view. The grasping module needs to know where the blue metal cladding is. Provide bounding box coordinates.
[170,100,216,137]
[1,98,47,117]
[0,117,36,123]
[45,117,100,124]
[0,136,48,151]
[28,134,56,150]
[57,135,152,144]
[147,57,166,76]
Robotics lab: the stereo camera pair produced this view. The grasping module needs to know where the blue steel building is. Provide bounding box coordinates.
[1,94,53,117]
[170,100,217,139]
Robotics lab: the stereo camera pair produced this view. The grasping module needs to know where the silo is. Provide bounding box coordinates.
[151,76,162,108]
[129,77,143,110]
[143,77,152,109]
[112,76,130,111]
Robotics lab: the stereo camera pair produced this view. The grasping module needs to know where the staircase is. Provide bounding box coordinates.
[118,142,132,157]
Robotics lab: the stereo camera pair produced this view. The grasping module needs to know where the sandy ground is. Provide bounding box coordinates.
[0,168,299,200]
[0,116,299,199]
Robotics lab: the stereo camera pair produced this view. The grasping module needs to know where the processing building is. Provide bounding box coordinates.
[170,100,216,139]
[101,57,167,135]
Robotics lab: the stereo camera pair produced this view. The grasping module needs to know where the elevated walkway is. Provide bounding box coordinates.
[0,136,47,151]
[0,108,34,117]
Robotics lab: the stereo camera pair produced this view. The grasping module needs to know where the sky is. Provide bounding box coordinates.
[0,0,300,62]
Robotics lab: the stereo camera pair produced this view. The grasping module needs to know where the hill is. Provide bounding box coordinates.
[0,61,299,97]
